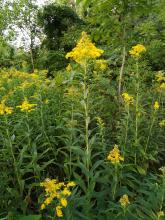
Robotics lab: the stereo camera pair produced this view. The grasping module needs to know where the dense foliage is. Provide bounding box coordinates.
[0,0,165,220]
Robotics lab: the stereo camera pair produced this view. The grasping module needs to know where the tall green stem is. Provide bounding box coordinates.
[145,111,156,153]
[69,103,74,180]
[135,60,139,164]
[83,61,90,185]
[25,112,31,148]
[39,94,51,148]
[124,104,129,154]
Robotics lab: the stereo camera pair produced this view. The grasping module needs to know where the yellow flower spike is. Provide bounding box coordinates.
[153,101,159,110]
[107,144,124,164]
[119,194,130,207]
[66,32,104,65]
[56,205,63,217]
[122,92,134,105]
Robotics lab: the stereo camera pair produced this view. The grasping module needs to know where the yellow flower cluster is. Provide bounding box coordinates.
[0,100,13,115]
[17,98,37,112]
[159,83,165,90]
[95,59,108,71]
[122,92,134,105]
[156,71,165,82]
[40,178,76,217]
[157,211,165,219]
[155,72,165,92]
[66,64,72,72]
[129,44,146,57]
[107,144,124,164]
[119,194,130,207]
[65,86,79,98]
[153,101,159,110]
[96,116,105,128]
[159,120,165,127]
[66,32,104,64]
[159,166,165,175]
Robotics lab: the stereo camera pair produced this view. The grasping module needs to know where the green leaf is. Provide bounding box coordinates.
[17,215,41,220]
[137,166,146,175]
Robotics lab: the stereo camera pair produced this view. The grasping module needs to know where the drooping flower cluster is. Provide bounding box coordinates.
[17,98,37,112]
[40,178,76,218]
[66,32,104,65]
[119,194,130,207]
[107,144,124,164]
[129,44,146,57]
[0,100,13,115]
[122,92,134,105]
[153,101,159,110]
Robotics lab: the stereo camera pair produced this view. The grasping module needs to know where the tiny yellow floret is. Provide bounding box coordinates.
[60,198,68,207]
[153,101,159,110]
[119,194,130,207]
[159,120,165,127]
[56,205,63,217]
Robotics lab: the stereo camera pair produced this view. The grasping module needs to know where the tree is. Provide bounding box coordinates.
[37,3,83,72]
[6,0,41,72]
[80,0,160,94]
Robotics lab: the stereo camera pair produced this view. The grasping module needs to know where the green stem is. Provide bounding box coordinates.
[135,60,139,164]
[112,164,118,199]
[145,111,156,153]
[69,103,74,180]
[40,95,51,148]
[124,104,130,154]
[25,112,31,147]
[83,61,90,186]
